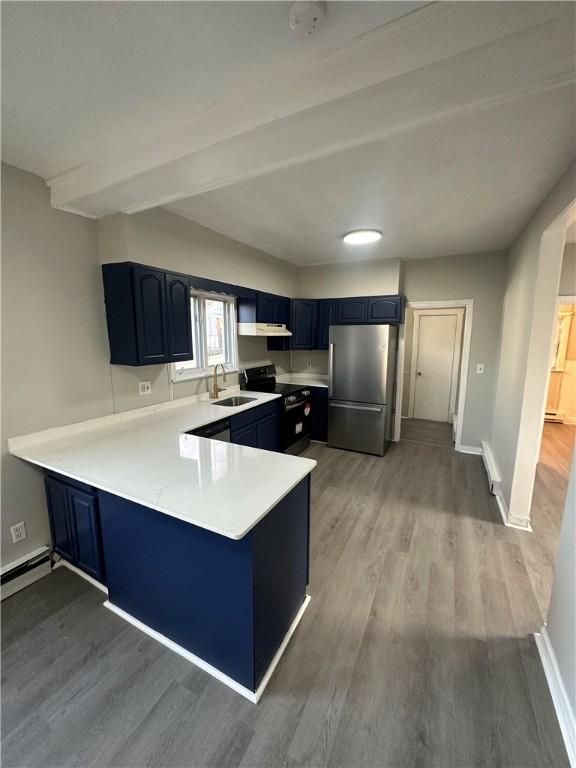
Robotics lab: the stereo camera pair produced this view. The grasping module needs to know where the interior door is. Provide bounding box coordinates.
[411,312,461,422]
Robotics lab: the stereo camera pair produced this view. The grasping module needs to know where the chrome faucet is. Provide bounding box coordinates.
[212,364,227,399]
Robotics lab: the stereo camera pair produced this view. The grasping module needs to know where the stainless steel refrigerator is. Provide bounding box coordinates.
[328,324,398,456]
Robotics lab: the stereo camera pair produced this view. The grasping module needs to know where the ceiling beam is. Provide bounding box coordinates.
[47,2,573,218]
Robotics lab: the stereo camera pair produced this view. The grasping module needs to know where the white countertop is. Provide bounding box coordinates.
[8,391,316,540]
[277,373,328,389]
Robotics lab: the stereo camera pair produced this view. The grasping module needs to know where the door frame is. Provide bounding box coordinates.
[408,308,464,423]
[394,299,474,453]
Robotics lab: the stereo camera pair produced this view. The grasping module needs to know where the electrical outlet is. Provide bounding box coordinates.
[306,360,312,368]
[138,381,152,396]
[10,522,27,543]
[476,363,485,374]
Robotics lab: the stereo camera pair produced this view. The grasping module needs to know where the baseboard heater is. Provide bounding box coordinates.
[0,546,51,600]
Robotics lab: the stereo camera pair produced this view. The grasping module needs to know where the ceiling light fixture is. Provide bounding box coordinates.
[343,229,382,245]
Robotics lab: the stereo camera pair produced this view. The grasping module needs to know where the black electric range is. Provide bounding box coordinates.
[240,365,312,454]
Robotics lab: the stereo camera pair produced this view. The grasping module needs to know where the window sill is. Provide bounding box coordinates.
[171,368,239,384]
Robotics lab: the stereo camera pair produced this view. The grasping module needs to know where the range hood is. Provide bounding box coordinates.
[237,322,292,337]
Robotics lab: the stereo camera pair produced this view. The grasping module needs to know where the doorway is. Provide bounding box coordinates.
[408,308,464,422]
[395,301,472,450]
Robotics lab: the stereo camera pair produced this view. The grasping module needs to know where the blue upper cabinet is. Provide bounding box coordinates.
[273,297,291,326]
[291,300,317,349]
[166,273,194,361]
[102,263,194,366]
[257,293,276,323]
[132,266,169,364]
[338,297,369,324]
[368,295,405,324]
[317,300,339,349]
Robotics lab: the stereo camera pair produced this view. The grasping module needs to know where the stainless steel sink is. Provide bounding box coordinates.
[213,396,257,407]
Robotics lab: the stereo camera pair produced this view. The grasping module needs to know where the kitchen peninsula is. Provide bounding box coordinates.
[8,392,316,702]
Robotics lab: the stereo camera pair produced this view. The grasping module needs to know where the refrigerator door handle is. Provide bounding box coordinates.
[329,403,383,413]
[328,343,334,398]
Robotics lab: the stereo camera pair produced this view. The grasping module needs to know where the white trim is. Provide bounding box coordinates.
[395,299,473,453]
[104,594,310,703]
[54,559,108,595]
[494,490,533,532]
[1,547,52,600]
[393,322,405,441]
[481,440,502,494]
[457,444,482,456]
[0,545,50,576]
[408,308,464,422]
[535,627,576,768]
[508,199,575,529]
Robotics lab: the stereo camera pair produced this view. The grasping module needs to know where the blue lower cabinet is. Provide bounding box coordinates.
[68,487,106,583]
[310,388,328,442]
[44,475,106,585]
[256,413,278,452]
[230,402,280,452]
[45,477,75,562]
[98,476,310,692]
[231,422,258,448]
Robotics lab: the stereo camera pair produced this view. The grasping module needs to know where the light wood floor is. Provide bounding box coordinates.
[2,441,569,768]
[527,421,575,616]
[401,418,453,447]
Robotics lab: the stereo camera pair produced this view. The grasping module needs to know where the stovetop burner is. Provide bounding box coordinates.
[240,364,309,399]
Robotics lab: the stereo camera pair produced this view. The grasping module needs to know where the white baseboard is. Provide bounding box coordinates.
[478,442,532,531]
[535,627,576,768]
[456,444,482,455]
[54,559,108,594]
[0,546,51,600]
[104,593,311,703]
[481,440,501,494]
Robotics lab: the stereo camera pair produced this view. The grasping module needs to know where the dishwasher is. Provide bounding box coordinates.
[186,419,231,442]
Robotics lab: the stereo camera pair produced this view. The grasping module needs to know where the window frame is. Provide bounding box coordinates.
[171,291,238,382]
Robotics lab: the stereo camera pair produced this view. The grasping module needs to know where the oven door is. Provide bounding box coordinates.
[282,398,312,454]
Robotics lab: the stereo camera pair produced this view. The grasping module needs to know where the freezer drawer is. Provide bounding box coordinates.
[327,400,388,456]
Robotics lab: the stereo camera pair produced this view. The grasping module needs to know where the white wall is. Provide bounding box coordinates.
[1,163,114,563]
[490,161,575,526]
[560,242,576,295]
[298,258,401,298]
[1,166,299,565]
[543,448,576,750]
[402,252,506,448]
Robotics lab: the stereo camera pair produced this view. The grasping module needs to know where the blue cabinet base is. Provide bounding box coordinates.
[98,477,310,696]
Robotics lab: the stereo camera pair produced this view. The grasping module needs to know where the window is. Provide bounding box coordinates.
[172,292,238,381]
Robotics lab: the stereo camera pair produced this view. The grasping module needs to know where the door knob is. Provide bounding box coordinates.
[417,371,422,376]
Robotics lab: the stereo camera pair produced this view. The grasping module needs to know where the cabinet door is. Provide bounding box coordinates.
[273,297,291,326]
[257,293,276,323]
[45,477,74,562]
[67,487,106,583]
[231,422,259,448]
[292,300,317,349]
[166,273,194,361]
[368,296,404,324]
[132,266,169,364]
[257,413,278,452]
[338,297,368,324]
[317,300,338,349]
[311,388,328,441]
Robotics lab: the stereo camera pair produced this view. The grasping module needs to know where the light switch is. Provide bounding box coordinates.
[476,363,485,374]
